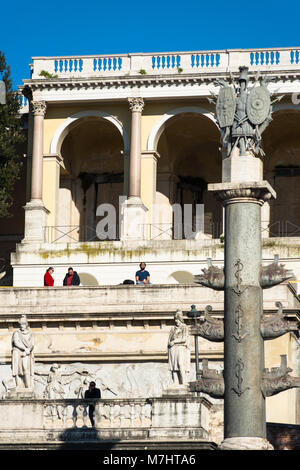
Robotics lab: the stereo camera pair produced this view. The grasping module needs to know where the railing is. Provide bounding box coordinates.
[44,225,120,243]
[18,92,29,114]
[262,220,300,238]
[30,47,300,80]
[43,398,151,429]
[44,220,300,243]
[0,397,211,443]
[44,222,222,243]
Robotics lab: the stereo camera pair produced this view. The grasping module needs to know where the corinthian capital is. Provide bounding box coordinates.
[128,97,144,113]
[31,100,47,117]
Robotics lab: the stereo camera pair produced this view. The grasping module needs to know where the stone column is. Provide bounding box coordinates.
[128,97,144,199]
[31,101,47,200]
[22,101,49,243]
[209,181,276,450]
[120,98,147,240]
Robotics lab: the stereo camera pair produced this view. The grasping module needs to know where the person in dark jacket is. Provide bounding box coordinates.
[84,381,101,426]
[63,267,80,286]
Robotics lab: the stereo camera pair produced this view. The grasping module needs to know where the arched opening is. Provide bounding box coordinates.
[55,114,125,242]
[78,272,99,286]
[167,270,194,284]
[263,108,300,237]
[154,111,222,239]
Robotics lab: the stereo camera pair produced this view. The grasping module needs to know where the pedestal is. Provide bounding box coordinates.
[149,396,210,440]
[120,197,148,240]
[222,154,263,183]
[22,200,49,243]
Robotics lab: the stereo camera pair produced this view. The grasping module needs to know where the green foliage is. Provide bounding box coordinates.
[0,51,24,218]
[39,70,58,79]
[177,67,183,73]
[139,69,147,75]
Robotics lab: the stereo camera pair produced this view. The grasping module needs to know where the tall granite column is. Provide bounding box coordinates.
[191,67,300,450]
[120,98,147,240]
[209,182,275,449]
[23,100,49,243]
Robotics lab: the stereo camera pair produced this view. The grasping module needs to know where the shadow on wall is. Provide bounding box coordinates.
[58,427,121,451]
[167,271,194,284]
[78,273,99,286]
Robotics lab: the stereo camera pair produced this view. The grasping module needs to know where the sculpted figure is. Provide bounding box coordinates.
[44,364,66,399]
[194,258,225,290]
[12,315,34,389]
[168,310,190,385]
[212,66,281,157]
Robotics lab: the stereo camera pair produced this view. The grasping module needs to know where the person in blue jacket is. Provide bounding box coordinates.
[135,262,151,285]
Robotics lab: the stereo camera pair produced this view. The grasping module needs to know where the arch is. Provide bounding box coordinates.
[78,272,99,286]
[167,270,194,284]
[50,110,129,155]
[147,106,219,151]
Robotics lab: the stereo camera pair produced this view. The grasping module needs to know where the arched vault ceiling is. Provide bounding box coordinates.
[61,117,124,177]
[262,111,300,169]
[157,113,221,178]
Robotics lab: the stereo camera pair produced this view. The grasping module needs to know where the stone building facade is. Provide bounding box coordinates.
[0,47,300,447]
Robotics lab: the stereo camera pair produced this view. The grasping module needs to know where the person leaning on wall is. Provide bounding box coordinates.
[63,267,80,286]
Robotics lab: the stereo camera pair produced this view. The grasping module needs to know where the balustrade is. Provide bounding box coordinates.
[42,399,151,429]
[30,47,300,80]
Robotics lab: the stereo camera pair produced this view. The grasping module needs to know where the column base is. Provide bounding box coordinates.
[120,197,148,241]
[218,437,274,450]
[22,200,49,244]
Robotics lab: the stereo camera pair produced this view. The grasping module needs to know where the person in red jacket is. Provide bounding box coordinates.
[44,267,54,286]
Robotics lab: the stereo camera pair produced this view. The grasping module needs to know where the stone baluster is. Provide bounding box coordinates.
[119,403,125,427]
[72,404,78,427]
[82,402,89,427]
[130,403,136,427]
[109,403,114,427]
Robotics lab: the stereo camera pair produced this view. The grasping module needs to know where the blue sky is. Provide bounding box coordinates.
[2,0,300,89]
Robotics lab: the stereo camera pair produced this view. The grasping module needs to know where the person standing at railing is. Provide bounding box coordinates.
[63,267,80,286]
[44,267,54,286]
[84,381,101,427]
[135,262,151,285]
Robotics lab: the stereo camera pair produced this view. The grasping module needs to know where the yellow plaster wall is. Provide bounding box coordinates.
[141,153,157,225]
[42,156,60,227]
[265,333,299,424]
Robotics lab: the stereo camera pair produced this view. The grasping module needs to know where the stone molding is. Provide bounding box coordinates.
[208,181,276,206]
